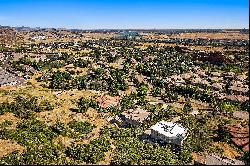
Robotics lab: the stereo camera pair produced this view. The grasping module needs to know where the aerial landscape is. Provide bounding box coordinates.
[0,0,249,165]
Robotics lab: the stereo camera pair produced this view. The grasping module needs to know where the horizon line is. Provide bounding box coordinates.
[0,25,249,30]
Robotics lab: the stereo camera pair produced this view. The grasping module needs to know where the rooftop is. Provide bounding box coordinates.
[150,121,187,138]
[121,107,151,123]
[96,95,120,109]
[205,154,245,165]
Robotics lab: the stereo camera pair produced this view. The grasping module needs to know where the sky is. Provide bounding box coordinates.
[0,0,249,29]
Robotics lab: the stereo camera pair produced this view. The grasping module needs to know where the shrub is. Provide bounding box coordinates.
[66,136,110,164]
[0,119,57,147]
[68,120,96,135]
[74,97,98,113]
[51,121,70,136]
[38,100,54,111]
[0,96,54,118]
[0,151,24,165]
[0,120,13,128]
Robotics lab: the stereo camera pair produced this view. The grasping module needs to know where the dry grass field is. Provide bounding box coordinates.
[173,32,249,40]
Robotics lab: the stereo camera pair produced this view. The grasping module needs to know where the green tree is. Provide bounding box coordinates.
[137,83,148,97]
[183,99,192,115]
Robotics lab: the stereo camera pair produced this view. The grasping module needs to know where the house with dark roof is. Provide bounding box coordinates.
[0,69,25,87]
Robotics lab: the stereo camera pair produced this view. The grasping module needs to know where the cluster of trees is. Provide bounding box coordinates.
[0,120,13,128]
[11,52,91,74]
[66,136,111,164]
[0,116,99,164]
[68,120,96,135]
[198,53,249,74]
[136,51,193,77]
[74,97,98,113]
[11,55,67,72]
[172,85,212,103]
[40,66,129,94]
[0,119,58,147]
[74,92,149,115]
[47,71,76,90]
[0,95,54,118]
[73,59,90,68]
[143,105,179,128]
[100,126,192,165]
[179,115,213,153]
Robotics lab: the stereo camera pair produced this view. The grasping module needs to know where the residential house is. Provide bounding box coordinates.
[11,53,24,61]
[211,82,225,91]
[199,79,210,88]
[231,80,245,88]
[224,95,249,103]
[223,71,235,78]
[120,107,151,126]
[79,56,93,61]
[191,77,202,86]
[195,154,245,165]
[0,70,25,87]
[29,53,47,62]
[233,111,249,121]
[22,65,37,74]
[170,75,186,86]
[228,86,248,95]
[210,71,221,77]
[208,76,223,83]
[0,53,5,61]
[96,95,120,109]
[197,70,207,78]
[149,121,188,146]
[181,73,192,80]
[236,74,247,82]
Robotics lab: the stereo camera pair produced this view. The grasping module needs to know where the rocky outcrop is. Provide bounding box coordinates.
[192,51,233,65]
[224,124,249,152]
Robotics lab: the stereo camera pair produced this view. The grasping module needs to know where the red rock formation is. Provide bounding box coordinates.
[224,124,249,152]
[192,51,233,64]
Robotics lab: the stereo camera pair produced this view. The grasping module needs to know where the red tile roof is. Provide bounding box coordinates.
[96,95,120,109]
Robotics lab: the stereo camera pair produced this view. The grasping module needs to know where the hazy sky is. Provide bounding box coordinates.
[0,0,249,29]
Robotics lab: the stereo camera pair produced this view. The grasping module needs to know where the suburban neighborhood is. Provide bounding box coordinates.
[0,0,249,165]
[0,25,248,165]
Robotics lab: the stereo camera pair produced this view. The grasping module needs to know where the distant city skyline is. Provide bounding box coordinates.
[0,0,249,29]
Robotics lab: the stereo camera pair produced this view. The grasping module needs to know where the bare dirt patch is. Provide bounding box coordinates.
[36,89,100,125]
[36,108,75,125]
[55,89,97,101]
[74,108,113,145]
[0,112,19,129]
[53,135,74,148]
[212,142,242,159]
[97,150,112,165]
[172,32,249,40]
[0,139,25,157]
